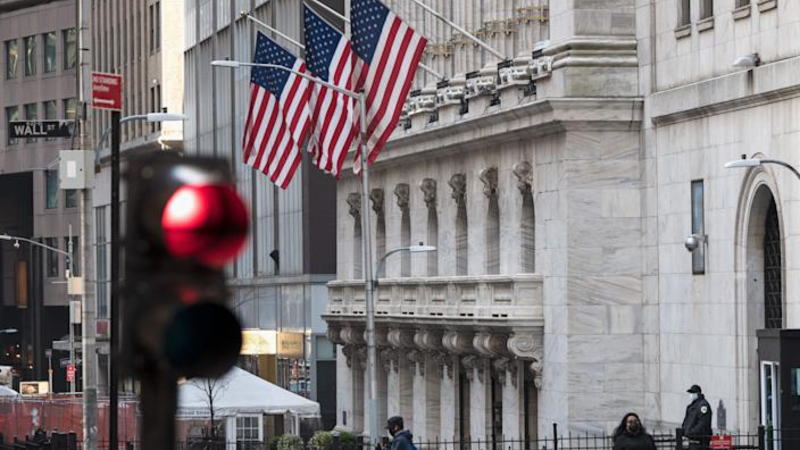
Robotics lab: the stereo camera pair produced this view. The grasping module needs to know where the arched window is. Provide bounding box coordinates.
[764,201,782,328]
[450,174,468,276]
[346,193,362,278]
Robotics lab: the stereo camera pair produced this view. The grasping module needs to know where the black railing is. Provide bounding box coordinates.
[5,426,800,450]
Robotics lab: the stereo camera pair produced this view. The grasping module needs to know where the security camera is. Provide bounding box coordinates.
[684,234,705,252]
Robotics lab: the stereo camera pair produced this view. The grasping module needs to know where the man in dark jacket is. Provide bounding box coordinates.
[386,416,415,450]
[682,385,712,450]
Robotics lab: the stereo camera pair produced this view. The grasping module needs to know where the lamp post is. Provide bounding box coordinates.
[211,59,390,444]
[724,156,800,181]
[104,111,186,450]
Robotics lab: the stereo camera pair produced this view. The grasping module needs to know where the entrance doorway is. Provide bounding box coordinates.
[760,361,781,450]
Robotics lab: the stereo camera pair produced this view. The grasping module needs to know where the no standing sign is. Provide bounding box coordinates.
[91,72,123,111]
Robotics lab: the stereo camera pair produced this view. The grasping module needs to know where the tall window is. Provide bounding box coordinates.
[5,40,18,79]
[679,0,691,26]
[43,100,57,141]
[24,103,37,143]
[63,98,76,119]
[155,2,161,51]
[736,0,750,7]
[65,190,78,208]
[691,180,705,274]
[96,206,108,318]
[43,32,56,73]
[5,106,19,145]
[521,188,535,273]
[764,202,782,329]
[700,0,713,19]
[63,28,77,70]
[149,4,155,53]
[23,35,36,76]
[45,170,59,209]
[44,237,59,278]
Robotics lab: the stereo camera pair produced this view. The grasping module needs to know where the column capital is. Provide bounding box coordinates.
[419,178,437,210]
[493,357,517,388]
[449,173,467,207]
[346,192,361,219]
[407,350,425,376]
[326,323,345,345]
[479,167,498,198]
[394,183,410,210]
[414,328,444,352]
[341,325,366,346]
[513,161,533,195]
[461,355,487,384]
[473,331,509,358]
[442,330,473,354]
[431,351,455,379]
[507,328,543,388]
[369,188,385,215]
[387,327,416,349]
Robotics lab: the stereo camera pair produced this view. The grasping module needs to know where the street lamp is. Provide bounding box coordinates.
[724,156,800,181]
[0,329,18,334]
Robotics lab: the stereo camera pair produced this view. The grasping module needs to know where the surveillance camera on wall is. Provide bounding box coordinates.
[684,234,706,252]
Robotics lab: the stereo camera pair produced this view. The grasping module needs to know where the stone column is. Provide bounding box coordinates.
[462,355,491,442]
[408,350,442,442]
[341,326,366,432]
[337,345,354,430]
[387,329,415,424]
[437,353,458,441]
[495,358,524,441]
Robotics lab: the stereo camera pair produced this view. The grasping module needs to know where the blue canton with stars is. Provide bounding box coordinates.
[251,32,295,94]
[303,5,344,82]
[351,0,390,64]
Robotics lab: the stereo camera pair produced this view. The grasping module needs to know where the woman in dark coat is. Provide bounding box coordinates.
[612,412,657,450]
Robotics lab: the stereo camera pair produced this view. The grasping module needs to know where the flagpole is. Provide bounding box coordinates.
[358,91,380,448]
[241,12,306,51]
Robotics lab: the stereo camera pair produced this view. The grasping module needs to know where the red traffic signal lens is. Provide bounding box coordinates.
[161,184,249,267]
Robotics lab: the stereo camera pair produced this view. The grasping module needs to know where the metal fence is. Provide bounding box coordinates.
[5,426,800,450]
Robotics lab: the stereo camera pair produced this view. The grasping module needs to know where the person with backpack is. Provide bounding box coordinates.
[385,416,416,450]
[612,412,656,450]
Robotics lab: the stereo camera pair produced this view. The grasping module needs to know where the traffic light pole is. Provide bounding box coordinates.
[109,109,120,450]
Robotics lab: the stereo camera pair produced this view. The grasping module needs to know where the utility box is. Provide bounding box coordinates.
[68,277,85,296]
[59,150,94,189]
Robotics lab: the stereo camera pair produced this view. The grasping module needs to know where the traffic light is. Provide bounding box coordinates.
[123,152,248,379]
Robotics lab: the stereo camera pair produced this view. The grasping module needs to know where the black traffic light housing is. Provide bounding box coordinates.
[123,152,248,450]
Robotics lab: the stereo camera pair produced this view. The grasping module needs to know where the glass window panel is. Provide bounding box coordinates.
[63,28,77,70]
[45,170,58,209]
[64,98,77,119]
[44,32,56,73]
[24,35,36,76]
[44,237,59,277]
[691,180,705,274]
[5,106,19,145]
[65,189,77,208]
[5,40,18,79]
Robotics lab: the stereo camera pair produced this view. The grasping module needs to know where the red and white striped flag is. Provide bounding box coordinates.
[242,32,312,188]
[303,5,361,178]
[351,0,427,170]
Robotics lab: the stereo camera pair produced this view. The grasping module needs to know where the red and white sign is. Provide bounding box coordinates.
[710,435,733,450]
[66,364,76,382]
[91,72,123,111]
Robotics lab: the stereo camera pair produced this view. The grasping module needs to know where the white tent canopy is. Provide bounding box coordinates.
[0,385,19,397]
[177,367,319,418]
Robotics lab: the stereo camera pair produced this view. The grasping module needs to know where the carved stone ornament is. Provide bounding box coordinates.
[326,323,344,345]
[479,167,498,198]
[461,355,486,384]
[381,348,398,373]
[394,184,410,210]
[407,350,425,376]
[341,326,366,346]
[449,174,467,207]
[419,178,437,210]
[342,345,357,368]
[507,329,544,388]
[493,357,517,387]
[370,188,385,215]
[414,329,444,352]
[473,332,509,358]
[442,330,473,354]
[347,193,361,219]
[513,161,533,195]
[530,347,543,389]
[432,351,455,379]
[387,328,415,349]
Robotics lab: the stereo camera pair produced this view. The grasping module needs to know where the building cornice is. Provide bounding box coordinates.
[343,97,642,174]
[651,54,800,126]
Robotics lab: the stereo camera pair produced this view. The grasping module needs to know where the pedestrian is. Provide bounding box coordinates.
[612,412,656,450]
[682,384,712,450]
[385,416,416,450]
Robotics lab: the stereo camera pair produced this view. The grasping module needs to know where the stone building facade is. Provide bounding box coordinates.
[324,0,800,439]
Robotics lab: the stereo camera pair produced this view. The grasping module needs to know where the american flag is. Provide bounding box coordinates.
[351,0,427,169]
[242,32,312,189]
[303,5,361,177]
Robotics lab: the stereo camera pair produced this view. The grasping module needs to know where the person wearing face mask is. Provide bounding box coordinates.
[612,412,656,450]
[385,416,416,450]
[682,384,712,450]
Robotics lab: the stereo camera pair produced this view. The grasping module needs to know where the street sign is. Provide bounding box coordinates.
[8,120,74,139]
[59,358,81,368]
[66,364,76,382]
[91,72,123,111]
[710,435,732,450]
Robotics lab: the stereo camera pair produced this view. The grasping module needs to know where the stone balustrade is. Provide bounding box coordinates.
[326,274,543,323]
